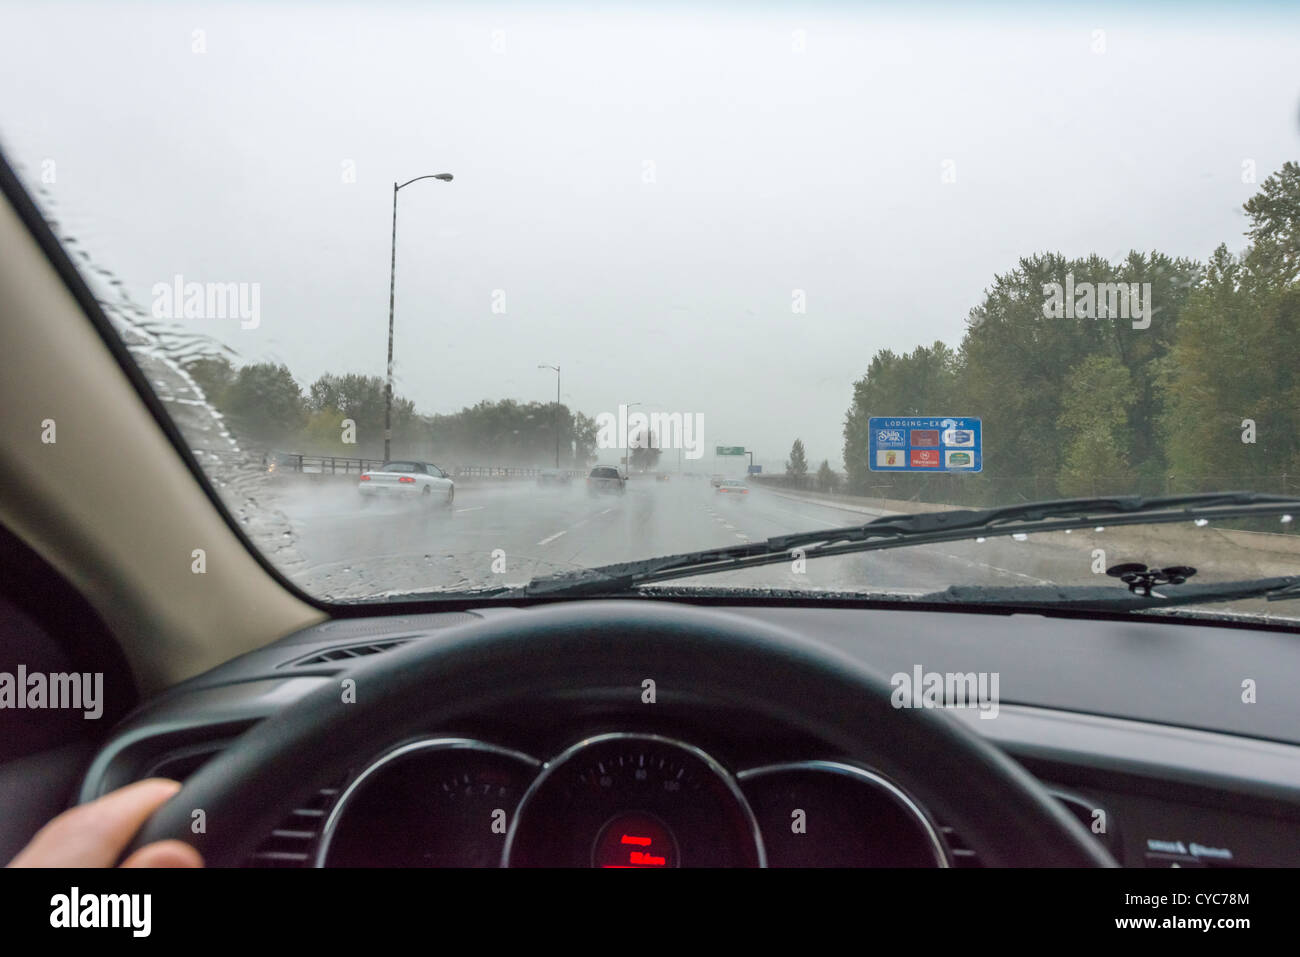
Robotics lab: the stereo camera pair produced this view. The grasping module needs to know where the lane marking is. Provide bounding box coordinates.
[943,553,1053,584]
[455,506,484,513]
[536,506,615,547]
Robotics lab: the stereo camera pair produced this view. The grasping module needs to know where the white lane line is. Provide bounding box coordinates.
[455,506,484,513]
[537,507,613,546]
[943,553,1053,584]
[735,533,748,540]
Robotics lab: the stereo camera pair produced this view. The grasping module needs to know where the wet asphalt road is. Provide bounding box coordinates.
[273,476,1116,601]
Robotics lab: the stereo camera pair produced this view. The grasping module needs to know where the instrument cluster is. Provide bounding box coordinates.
[317,733,949,867]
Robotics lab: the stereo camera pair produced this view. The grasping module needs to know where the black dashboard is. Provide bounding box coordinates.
[76,602,1300,868]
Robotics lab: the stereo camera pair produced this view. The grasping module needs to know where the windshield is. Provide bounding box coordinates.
[2,1,1297,620]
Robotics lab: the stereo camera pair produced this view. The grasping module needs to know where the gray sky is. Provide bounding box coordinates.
[1,1,1297,469]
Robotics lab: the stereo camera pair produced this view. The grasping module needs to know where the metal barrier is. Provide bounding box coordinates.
[260,453,586,480]
[263,453,386,475]
[453,466,586,479]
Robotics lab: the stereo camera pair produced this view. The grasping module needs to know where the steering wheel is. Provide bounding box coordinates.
[125,601,1115,867]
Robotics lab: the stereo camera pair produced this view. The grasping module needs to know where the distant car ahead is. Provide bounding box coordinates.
[587,466,626,495]
[536,468,572,487]
[358,461,454,507]
[717,479,749,500]
[263,451,298,475]
[710,474,726,488]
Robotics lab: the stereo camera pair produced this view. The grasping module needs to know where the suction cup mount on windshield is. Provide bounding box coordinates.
[1106,562,1198,596]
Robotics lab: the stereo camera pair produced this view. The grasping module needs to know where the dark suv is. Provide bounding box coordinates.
[586,465,625,495]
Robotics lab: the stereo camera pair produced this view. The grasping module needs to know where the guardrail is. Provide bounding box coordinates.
[260,453,588,480]
[263,454,386,475]
[454,465,586,479]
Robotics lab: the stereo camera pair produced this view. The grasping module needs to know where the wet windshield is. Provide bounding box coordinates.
[1,1,1297,619]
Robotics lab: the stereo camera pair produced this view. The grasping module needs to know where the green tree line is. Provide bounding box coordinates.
[184,357,599,467]
[842,162,1300,505]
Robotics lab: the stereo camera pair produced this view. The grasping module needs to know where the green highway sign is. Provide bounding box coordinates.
[715,446,746,456]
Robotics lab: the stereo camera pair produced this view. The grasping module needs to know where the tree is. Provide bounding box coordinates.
[305,372,416,456]
[1243,160,1300,284]
[428,399,593,467]
[183,354,235,406]
[843,342,958,496]
[571,411,599,466]
[1158,237,1300,491]
[816,459,839,493]
[786,439,808,485]
[629,426,662,471]
[1056,355,1137,496]
[221,362,307,444]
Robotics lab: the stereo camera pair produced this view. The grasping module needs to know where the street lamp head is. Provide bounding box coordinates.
[433,173,454,181]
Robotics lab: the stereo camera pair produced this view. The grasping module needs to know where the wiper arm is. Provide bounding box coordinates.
[519,491,1300,596]
[918,575,1300,613]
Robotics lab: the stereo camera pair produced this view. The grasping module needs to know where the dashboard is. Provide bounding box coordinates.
[76,602,1300,868]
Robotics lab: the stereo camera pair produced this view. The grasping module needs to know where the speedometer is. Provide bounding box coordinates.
[503,733,764,867]
[317,738,539,867]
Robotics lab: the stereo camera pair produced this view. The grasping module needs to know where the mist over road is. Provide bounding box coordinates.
[268,476,1290,617]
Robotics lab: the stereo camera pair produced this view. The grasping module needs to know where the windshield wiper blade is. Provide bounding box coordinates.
[917,575,1300,613]
[518,491,1300,596]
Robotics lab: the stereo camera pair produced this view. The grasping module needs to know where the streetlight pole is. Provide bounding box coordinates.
[625,401,641,476]
[385,172,453,462]
[538,364,561,468]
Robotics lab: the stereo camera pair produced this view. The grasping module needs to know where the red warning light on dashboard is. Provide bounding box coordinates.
[593,813,678,867]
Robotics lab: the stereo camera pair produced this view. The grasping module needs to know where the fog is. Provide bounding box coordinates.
[1,1,1297,470]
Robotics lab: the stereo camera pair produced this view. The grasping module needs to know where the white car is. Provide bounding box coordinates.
[358,460,454,507]
[716,479,749,501]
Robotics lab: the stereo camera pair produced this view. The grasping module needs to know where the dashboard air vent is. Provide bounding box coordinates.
[285,637,415,668]
[245,783,342,867]
[938,825,981,867]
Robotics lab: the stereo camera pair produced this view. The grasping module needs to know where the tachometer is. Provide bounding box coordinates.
[317,738,539,867]
[737,761,949,867]
[504,733,764,867]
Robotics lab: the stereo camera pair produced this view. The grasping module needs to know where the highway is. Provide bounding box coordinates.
[271,474,1182,603]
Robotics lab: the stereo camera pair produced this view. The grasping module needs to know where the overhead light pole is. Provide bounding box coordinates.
[385,172,453,462]
[625,401,642,476]
[538,363,561,468]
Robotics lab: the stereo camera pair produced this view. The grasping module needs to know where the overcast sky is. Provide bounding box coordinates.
[1,1,1297,469]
